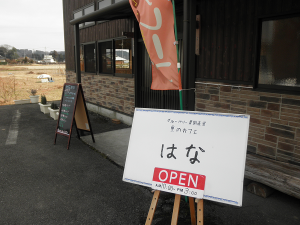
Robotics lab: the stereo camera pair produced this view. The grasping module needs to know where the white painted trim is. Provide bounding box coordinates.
[86,102,133,126]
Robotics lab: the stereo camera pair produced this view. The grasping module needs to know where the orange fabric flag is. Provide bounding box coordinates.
[130,0,182,90]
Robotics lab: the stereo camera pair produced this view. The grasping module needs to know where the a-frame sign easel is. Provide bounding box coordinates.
[54,83,95,149]
[145,191,204,225]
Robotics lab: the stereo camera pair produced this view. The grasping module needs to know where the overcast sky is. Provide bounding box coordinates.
[0,0,64,52]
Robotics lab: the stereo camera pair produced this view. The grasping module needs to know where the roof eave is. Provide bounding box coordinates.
[70,1,132,25]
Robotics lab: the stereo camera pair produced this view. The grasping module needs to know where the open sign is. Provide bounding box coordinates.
[152,167,206,198]
[123,108,250,206]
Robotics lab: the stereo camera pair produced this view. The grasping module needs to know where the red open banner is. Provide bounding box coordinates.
[152,167,206,198]
[130,0,181,90]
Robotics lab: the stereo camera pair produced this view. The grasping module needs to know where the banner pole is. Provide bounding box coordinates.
[172,3,197,225]
[179,90,183,110]
[172,0,183,111]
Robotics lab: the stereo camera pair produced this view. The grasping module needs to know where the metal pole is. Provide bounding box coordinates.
[188,0,196,111]
[74,24,81,83]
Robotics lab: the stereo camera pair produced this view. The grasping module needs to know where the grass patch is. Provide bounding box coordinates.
[0,64,66,105]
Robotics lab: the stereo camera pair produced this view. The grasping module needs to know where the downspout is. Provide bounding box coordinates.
[74,24,81,83]
[188,0,196,111]
[182,0,189,109]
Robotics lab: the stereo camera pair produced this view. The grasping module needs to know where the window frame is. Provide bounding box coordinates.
[98,39,114,76]
[254,12,300,94]
[74,42,96,73]
[97,37,134,78]
[83,42,96,73]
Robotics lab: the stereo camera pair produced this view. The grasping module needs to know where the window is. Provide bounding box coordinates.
[97,1,123,23]
[98,41,113,74]
[98,0,123,10]
[98,0,112,9]
[76,43,96,73]
[73,45,84,72]
[115,39,132,75]
[84,5,95,26]
[258,15,300,91]
[73,11,83,28]
[84,43,96,73]
[73,4,95,29]
[80,45,84,71]
[98,38,133,76]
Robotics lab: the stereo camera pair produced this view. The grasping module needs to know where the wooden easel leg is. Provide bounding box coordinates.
[197,199,204,224]
[189,197,196,225]
[145,190,160,225]
[171,194,181,225]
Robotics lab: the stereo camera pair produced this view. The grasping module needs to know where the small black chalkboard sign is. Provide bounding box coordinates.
[54,83,95,149]
[57,84,77,135]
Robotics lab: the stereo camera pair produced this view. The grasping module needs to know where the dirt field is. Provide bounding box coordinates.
[0,64,66,105]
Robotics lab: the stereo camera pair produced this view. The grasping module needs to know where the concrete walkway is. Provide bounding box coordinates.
[81,128,131,167]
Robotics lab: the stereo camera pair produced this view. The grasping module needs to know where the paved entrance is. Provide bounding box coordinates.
[0,103,300,225]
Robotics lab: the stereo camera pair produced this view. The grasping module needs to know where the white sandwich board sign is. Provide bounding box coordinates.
[123,108,250,206]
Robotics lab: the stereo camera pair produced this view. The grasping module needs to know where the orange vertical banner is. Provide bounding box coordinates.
[130,0,181,90]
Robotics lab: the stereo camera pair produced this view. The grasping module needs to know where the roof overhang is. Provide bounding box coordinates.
[70,1,132,25]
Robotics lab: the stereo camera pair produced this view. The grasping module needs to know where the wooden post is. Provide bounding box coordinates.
[145,192,203,225]
[197,199,204,224]
[171,194,181,225]
[145,190,160,225]
[189,197,196,225]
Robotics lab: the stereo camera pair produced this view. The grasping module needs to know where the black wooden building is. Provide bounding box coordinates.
[63,0,300,198]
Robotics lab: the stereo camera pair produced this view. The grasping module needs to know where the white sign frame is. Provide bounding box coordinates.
[123,108,250,206]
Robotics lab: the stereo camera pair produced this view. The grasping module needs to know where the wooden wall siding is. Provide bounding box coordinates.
[196,0,300,83]
[63,0,134,71]
[96,19,134,40]
[80,26,96,43]
[79,19,134,43]
[63,0,95,70]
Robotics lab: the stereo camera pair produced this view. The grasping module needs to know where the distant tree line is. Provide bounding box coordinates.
[49,50,65,62]
[0,45,65,63]
[0,46,18,60]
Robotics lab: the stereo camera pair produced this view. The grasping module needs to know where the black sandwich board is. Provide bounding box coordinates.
[54,83,95,149]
